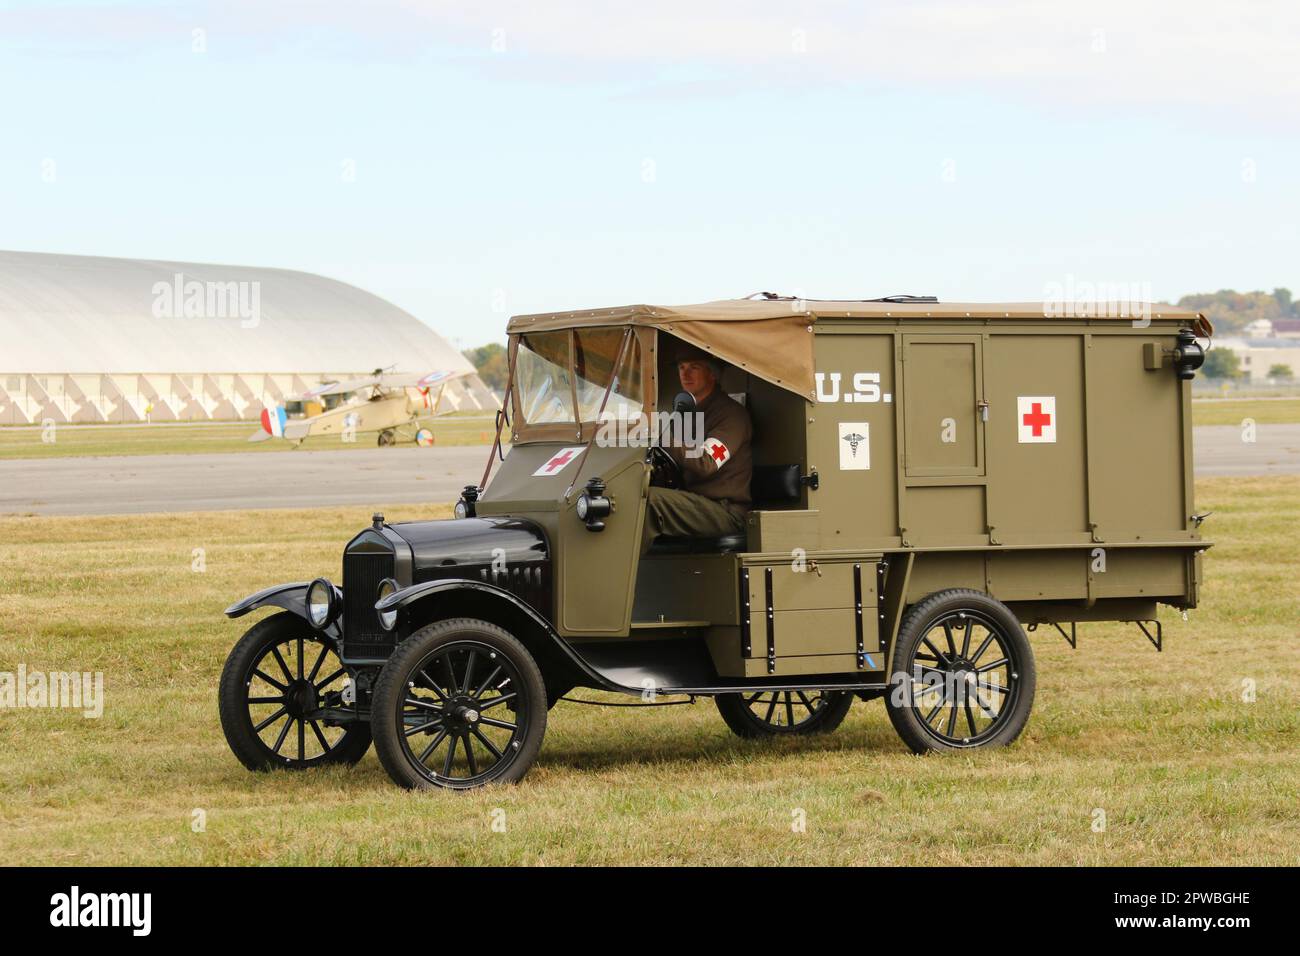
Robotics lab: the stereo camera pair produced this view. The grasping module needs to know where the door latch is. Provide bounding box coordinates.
[977,399,989,422]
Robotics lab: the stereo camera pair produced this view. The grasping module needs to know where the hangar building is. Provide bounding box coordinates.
[0,250,497,424]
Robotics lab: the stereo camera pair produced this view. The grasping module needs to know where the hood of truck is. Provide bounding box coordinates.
[389,516,548,573]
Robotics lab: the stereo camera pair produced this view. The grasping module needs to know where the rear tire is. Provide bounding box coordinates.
[715,689,854,738]
[884,589,1035,753]
[371,618,547,790]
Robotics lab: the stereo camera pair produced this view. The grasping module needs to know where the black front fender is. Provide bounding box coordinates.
[225,582,344,643]
[377,578,618,691]
[225,582,311,619]
[378,578,548,623]
[225,581,340,621]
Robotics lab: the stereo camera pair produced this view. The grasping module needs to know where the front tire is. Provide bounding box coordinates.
[218,612,371,771]
[715,689,854,738]
[884,589,1036,753]
[371,618,547,790]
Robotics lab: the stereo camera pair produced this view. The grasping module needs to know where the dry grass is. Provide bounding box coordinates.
[0,413,498,460]
[0,479,1297,865]
[1190,398,1300,426]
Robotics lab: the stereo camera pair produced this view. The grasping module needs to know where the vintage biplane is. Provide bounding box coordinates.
[252,368,477,447]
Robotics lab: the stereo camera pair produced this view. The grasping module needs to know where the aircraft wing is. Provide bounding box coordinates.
[296,369,470,399]
[373,369,473,390]
[299,376,377,398]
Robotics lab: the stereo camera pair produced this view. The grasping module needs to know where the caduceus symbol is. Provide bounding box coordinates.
[841,432,865,457]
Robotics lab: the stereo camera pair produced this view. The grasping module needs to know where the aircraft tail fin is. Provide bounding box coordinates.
[260,405,287,437]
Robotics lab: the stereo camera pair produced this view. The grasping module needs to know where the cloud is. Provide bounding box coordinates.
[4,0,1297,117]
[410,1,1300,115]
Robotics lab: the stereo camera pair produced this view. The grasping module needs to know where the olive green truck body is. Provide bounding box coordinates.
[472,299,1211,686]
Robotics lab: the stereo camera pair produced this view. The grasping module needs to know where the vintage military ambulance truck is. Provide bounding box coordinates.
[220,295,1211,789]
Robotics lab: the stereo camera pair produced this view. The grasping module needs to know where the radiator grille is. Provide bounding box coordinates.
[343,550,394,659]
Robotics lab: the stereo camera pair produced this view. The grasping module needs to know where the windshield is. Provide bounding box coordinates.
[575,328,642,422]
[516,332,575,424]
[515,328,643,426]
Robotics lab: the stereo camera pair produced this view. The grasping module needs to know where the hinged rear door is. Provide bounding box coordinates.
[901,335,986,478]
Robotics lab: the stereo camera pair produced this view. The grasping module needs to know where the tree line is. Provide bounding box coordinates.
[1177,288,1295,380]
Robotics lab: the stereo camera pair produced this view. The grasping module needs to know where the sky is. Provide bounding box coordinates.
[1,0,1298,348]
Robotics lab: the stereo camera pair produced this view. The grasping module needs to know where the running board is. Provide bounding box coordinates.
[564,636,890,696]
[629,619,712,629]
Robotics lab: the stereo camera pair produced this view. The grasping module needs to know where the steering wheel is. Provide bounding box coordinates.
[647,445,683,489]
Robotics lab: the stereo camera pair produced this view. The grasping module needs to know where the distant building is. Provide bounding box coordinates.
[0,251,497,424]
[1244,318,1274,338]
[1215,337,1300,383]
[1272,318,1300,339]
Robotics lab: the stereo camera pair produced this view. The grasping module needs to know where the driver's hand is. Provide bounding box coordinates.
[648,447,676,488]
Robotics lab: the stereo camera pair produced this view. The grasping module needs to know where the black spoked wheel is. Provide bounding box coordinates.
[715,689,854,738]
[219,612,371,771]
[885,589,1036,752]
[377,428,396,447]
[371,619,546,790]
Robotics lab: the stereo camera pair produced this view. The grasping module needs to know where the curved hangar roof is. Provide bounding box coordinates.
[0,249,477,377]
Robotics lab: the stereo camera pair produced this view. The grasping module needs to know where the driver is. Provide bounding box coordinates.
[641,345,753,553]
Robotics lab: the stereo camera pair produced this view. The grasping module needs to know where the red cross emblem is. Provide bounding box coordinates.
[1017,396,1056,443]
[1022,402,1051,436]
[703,437,730,468]
[532,446,586,476]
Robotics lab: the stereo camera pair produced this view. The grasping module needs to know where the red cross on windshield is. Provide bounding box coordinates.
[546,450,577,470]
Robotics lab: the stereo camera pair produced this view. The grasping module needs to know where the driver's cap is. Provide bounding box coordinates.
[673,342,722,379]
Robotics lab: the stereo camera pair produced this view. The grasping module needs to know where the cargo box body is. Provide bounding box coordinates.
[711,312,1206,677]
[791,316,1198,555]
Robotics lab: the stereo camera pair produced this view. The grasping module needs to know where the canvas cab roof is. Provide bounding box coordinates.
[507,297,1209,401]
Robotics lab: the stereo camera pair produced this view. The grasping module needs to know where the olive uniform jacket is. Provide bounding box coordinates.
[666,388,753,510]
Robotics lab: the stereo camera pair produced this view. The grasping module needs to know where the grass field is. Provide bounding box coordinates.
[1,478,1297,865]
[1189,398,1300,427]
[0,413,499,460]
[0,399,1295,461]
